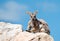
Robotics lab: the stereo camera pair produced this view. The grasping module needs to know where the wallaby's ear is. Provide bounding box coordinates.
[26,11,32,15]
[34,10,38,15]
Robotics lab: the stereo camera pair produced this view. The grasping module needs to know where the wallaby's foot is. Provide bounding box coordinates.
[26,30,31,32]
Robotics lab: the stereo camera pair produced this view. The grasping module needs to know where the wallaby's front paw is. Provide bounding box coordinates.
[26,30,31,32]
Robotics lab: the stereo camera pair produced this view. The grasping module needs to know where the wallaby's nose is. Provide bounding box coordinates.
[32,19,34,20]
[32,18,36,21]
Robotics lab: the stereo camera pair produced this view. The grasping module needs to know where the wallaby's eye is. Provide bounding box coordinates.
[31,16,32,18]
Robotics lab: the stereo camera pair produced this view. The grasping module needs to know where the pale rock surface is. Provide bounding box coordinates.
[0,22,22,41]
[0,22,54,41]
[14,32,54,41]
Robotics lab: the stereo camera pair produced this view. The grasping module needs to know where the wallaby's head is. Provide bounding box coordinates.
[26,10,38,21]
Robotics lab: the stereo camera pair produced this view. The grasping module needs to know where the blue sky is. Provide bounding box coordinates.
[0,0,60,41]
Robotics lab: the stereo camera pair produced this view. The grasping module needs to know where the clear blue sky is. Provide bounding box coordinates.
[0,0,60,41]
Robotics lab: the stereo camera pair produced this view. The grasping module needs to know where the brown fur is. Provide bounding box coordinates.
[26,11,41,33]
[26,11,50,34]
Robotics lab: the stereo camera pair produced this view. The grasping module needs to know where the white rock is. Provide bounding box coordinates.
[0,22,22,41]
[14,32,54,41]
[0,22,54,41]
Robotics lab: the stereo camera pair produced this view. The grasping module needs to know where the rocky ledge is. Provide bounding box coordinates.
[0,22,54,41]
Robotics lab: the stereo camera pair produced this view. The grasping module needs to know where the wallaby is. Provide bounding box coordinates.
[26,11,50,34]
[26,10,41,33]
